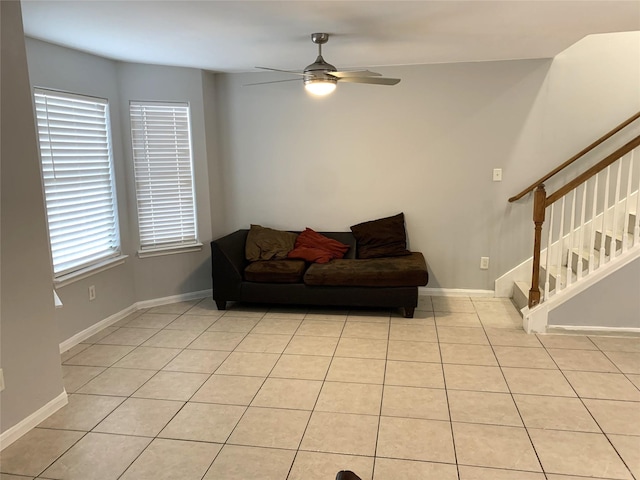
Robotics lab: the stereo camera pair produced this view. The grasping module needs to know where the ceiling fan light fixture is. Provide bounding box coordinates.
[304,78,337,96]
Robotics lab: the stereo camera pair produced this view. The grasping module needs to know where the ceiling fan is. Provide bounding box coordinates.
[249,33,401,96]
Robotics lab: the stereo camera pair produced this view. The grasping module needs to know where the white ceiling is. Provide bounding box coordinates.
[20,1,640,73]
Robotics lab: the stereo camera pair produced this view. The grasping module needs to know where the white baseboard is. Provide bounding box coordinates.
[419,287,494,297]
[0,390,68,451]
[547,325,640,336]
[59,289,212,354]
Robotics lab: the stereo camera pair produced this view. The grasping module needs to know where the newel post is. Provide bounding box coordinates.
[529,184,547,308]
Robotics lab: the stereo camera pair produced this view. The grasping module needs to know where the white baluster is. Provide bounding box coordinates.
[600,166,611,266]
[567,189,577,285]
[589,175,598,274]
[634,149,640,246]
[544,204,553,301]
[556,197,566,293]
[623,152,633,253]
[611,159,623,260]
[577,184,587,280]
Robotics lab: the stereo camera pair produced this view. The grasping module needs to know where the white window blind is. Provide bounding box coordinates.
[130,101,198,252]
[34,89,120,278]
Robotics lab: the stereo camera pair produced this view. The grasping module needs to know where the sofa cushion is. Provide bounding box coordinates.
[287,228,350,264]
[350,213,411,259]
[304,252,428,287]
[244,259,307,283]
[245,224,298,261]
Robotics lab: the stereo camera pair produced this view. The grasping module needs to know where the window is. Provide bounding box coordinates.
[34,89,121,280]
[129,101,200,256]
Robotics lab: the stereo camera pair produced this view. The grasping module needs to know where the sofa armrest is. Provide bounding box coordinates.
[211,229,249,305]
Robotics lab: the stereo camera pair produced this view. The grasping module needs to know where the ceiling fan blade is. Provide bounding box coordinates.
[337,76,401,86]
[255,66,306,77]
[329,70,382,78]
[244,78,302,86]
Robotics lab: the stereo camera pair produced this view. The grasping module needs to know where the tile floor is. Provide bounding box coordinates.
[1,296,639,480]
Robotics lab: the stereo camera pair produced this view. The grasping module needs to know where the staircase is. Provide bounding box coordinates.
[503,112,640,333]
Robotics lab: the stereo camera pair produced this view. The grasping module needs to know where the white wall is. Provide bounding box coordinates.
[1,0,64,434]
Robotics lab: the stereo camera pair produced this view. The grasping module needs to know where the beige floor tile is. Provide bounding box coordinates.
[494,346,557,369]
[0,428,84,477]
[435,311,482,327]
[77,367,156,396]
[187,331,247,351]
[415,295,433,311]
[270,354,331,380]
[296,320,345,337]
[347,315,390,324]
[207,316,260,332]
[436,326,489,345]
[215,351,280,376]
[432,296,475,313]
[589,336,640,353]
[335,337,388,359]
[385,360,444,388]
[160,402,246,443]
[223,305,268,317]
[126,313,179,328]
[304,312,348,322]
[502,367,576,397]
[627,373,640,389]
[251,378,322,410]
[142,329,201,348]
[444,364,508,392]
[341,322,389,340]
[132,370,209,401]
[458,465,545,479]
[381,385,449,420]
[186,297,226,316]
[563,371,640,401]
[38,394,125,431]
[40,432,151,480]
[148,300,199,315]
[93,397,183,437]
[162,349,229,373]
[453,423,542,472]
[228,406,310,449]
[349,308,391,318]
[82,326,119,344]
[389,324,437,342]
[377,416,455,463]
[95,327,159,346]
[537,334,597,350]
[203,444,295,480]
[608,434,640,479]
[315,382,383,415]
[60,343,91,363]
[191,374,264,405]
[111,310,145,327]
[448,390,522,426]
[485,328,542,347]
[61,365,105,393]
[374,458,457,479]
[300,411,378,456]
[326,357,386,384]
[390,309,434,323]
[528,428,633,479]
[514,394,600,432]
[440,343,497,366]
[284,335,339,356]
[264,307,307,319]
[164,314,218,332]
[475,301,522,329]
[548,348,619,372]
[235,333,292,353]
[0,473,36,479]
[387,340,440,363]
[121,438,221,480]
[605,351,640,374]
[63,344,135,367]
[112,346,181,370]
[251,318,302,335]
[288,451,373,480]
[583,398,640,435]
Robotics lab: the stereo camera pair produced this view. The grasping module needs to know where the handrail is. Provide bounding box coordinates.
[509,111,640,202]
[546,135,640,206]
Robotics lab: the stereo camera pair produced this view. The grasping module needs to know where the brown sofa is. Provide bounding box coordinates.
[210,229,429,318]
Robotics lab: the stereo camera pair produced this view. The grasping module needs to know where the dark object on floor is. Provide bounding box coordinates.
[336,471,363,480]
[211,229,428,318]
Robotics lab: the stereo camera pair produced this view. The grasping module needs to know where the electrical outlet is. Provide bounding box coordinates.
[0,368,5,392]
[493,168,502,182]
[480,257,490,270]
[88,285,96,301]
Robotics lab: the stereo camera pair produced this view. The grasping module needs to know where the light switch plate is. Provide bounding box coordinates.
[493,168,502,181]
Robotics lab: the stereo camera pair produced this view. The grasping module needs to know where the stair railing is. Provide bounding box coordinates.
[509,111,640,309]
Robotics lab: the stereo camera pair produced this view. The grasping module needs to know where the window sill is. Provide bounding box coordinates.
[137,243,203,259]
[54,255,128,288]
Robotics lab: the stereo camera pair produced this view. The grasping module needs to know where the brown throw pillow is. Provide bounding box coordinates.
[350,213,411,259]
[245,224,298,261]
